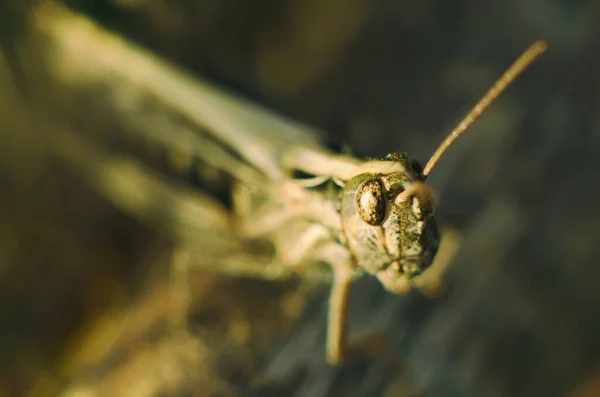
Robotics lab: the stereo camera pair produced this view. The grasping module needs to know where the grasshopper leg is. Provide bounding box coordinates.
[326,261,353,364]
[325,252,394,366]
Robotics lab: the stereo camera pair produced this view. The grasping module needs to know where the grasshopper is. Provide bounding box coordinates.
[235,41,547,364]
[31,3,546,366]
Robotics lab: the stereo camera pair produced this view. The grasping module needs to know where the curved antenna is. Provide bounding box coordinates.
[422,40,548,177]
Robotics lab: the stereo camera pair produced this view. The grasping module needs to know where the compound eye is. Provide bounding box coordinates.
[356,178,387,226]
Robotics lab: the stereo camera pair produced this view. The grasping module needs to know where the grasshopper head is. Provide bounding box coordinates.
[340,153,440,293]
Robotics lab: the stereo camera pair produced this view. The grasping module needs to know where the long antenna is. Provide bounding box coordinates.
[422,40,548,177]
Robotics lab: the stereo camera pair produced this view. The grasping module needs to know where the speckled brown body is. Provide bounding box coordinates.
[339,153,440,290]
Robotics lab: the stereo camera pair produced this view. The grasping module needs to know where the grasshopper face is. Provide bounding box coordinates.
[340,153,440,293]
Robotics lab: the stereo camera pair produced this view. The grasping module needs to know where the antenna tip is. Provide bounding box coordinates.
[532,40,549,53]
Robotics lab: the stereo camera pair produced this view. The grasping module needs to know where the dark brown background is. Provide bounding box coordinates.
[1,1,600,396]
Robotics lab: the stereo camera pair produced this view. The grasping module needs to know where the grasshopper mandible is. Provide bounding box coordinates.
[35,3,546,366]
